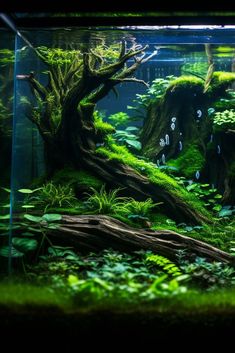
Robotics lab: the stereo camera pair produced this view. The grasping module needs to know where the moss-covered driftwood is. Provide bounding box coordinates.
[21,42,213,224]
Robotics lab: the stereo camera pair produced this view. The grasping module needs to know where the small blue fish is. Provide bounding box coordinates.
[96,142,105,147]
[156,159,160,167]
[217,145,221,154]
[170,123,176,131]
[197,109,202,118]
[171,117,177,123]
[195,171,200,180]
[179,141,183,151]
[165,134,170,145]
[210,134,213,143]
[159,138,166,147]
[162,154,166,164]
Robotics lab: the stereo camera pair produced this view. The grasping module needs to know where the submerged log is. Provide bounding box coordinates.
[47,214,234,264]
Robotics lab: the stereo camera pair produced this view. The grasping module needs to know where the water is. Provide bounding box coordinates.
[1,25,235,303]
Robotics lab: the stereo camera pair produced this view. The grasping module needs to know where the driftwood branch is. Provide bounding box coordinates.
[47,215,234,264]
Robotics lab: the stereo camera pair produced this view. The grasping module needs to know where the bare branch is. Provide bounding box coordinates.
[141,50,158,64]
[110,77,149,87]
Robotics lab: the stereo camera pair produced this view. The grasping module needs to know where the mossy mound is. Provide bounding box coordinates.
[166,75,204,93]
[208,71,235,97]
[168,144,205,179]
[52,167,103,195]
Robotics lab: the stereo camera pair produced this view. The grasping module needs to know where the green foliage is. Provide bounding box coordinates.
[113,126,142,151]
[218,205,235,218]
[36,249,188,303]
[168,144,205,178]
[85,185,128,214]
[145,254,182,277]
[12,238,38,253]
[107,112,130,128]
[121,198,162,222]
[127,76,176,120]
[213,109,235,131]
[26,182,77,212]
[179,256,235,288]
[0,49,14,65]
[37,47,82,66]
[94,111,115,135]
[185,182,222,212]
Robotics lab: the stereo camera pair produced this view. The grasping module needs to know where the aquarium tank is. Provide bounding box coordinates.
[1,13,235,340]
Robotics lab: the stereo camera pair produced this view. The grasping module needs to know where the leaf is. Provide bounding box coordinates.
[21,205,35,208]
[68,274,79,286]
[12,237,38,252]
[1,204,10,208]
[0,214,10,220]
[166,219,176,226]
[125,126,139,132]
[212,204,222,212]
[21,232,35,237]
[218,209,233,217]
[214,194,222,199]
[0,245,24,258]
[125,139,142,150]
[186,184,197,191]
[24,214,42,222]
[1,187,11,193]
[18,189,35,194]
[42,214,62,222]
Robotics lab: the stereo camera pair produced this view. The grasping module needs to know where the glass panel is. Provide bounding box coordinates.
[2,25,235,324]
[0,29,14,274]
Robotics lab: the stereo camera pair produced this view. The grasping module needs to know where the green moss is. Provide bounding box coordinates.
[168,144,205,178]
[52,167,103,190]
[97,137,211,221]
[167,76,204,92]
[94,114,115,135]
[0,281,71,309]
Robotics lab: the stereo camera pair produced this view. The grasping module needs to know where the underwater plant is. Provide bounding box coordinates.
[85,185,128,214]
[27,182,77,212]
[120,198,162,222]
[113,126,142,151]
[107,112,130,128]
[213,109,235,132]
